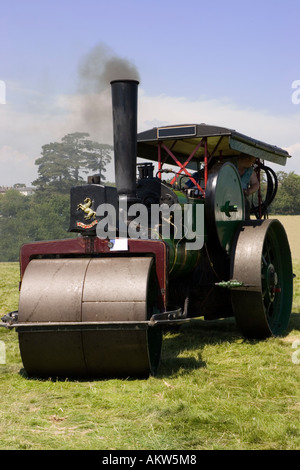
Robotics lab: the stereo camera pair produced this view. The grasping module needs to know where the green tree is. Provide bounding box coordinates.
[61,132,90,185]
[270,172,300,214]
[0,190,75,261]
[0,189,30,218]
[33,141,78,194]
[33,132,112,194]
[84,141,113,183]
[0,190,32,261]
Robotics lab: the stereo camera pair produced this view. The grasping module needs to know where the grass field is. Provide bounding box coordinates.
[0,217,299,450]
[268,215,300,260]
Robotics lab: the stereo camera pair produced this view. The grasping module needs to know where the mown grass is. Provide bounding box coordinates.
[0,261,299,450]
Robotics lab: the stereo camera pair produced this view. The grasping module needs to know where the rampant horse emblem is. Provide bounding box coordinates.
[77,197,96,220]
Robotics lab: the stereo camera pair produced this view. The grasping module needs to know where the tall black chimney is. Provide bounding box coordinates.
[110,79,139,204]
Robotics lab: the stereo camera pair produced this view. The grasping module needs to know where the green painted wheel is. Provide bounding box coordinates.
[205,162,245,253]
[230,219,293,338]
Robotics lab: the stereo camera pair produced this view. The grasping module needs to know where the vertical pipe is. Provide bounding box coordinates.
[110,80,139,203]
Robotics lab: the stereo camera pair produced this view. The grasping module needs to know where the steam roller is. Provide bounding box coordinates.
[1,79,294,378]
[17,257,162,378]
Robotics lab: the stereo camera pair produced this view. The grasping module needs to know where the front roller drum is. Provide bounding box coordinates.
[230,219,293,338]
[17,257,162,378]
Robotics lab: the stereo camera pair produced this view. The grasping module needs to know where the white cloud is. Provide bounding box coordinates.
[0,88,114,186]
[0,145,35,186]
[138,91,300,174]
[284,142,300,174]
[0,85,299,186]
[0,145,28,163]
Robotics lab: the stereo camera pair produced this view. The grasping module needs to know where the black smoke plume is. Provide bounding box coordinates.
[75,43,140,141]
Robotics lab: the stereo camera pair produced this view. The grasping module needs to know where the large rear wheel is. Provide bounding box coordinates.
[230,219,293,338]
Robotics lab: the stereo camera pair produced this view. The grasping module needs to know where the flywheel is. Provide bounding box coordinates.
[230,219,293,338]
[17,257,162,378]
[205,162,245,253]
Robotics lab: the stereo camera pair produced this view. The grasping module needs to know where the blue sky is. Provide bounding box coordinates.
[1,0,300,185]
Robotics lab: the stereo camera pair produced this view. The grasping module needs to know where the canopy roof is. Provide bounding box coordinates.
[137,124,291,167]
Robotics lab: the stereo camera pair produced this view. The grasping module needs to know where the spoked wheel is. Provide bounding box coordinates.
[230,219,293,338]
